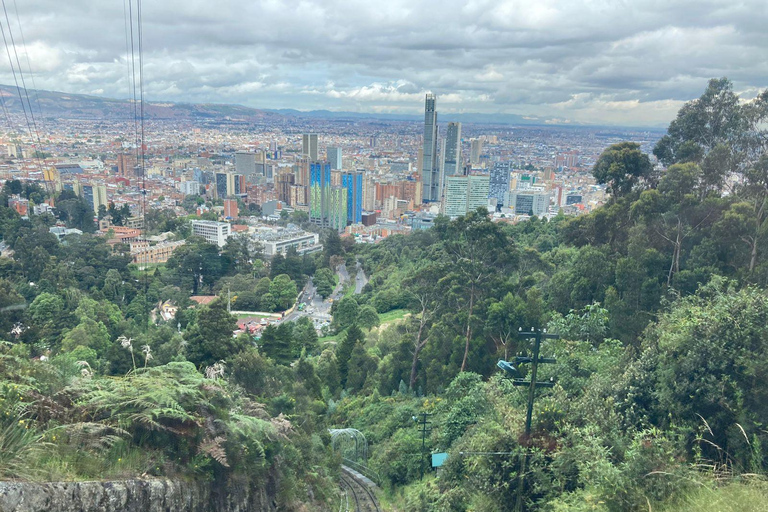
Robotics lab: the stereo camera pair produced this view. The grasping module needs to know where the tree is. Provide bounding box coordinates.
[0,278,24,335]
[185,299,244,367]
[592,142,654,199]
[336,324,364,389]
[654,78,745,170]
[165,237,223,294]
[292,317,319,356]
[61,318,111,363]
[221,236,254,276]
[646,279,768,465]
[314,268,335,298]
[346,342,376,392]
[357,305,380,331]
[438,209,517,372]
[269,274,298,311]
[323,229,343,267]
[332,296,359,331]
[260,322,294,366]
[485,292,526,360]
[402,264,445,388]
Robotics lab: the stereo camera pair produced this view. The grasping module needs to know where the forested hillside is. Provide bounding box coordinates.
[1,78,767,511]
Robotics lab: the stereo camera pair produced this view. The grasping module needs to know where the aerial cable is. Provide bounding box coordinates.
[3,0,50,197]
[11,0,44,122]
[0,3,49,196]
[126,0,142,180]
[137,0,149,322]
[2,0,44,159]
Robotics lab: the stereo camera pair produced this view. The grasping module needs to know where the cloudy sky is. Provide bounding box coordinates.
[3,0,767,126]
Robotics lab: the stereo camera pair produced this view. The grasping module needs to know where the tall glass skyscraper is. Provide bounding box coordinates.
[443,121,462,177]
[342,171,363,224]
[310,161,331,225]
[421,94,439,203]
[310,161,347,231]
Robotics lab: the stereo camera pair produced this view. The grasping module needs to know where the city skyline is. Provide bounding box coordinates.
[2,1,765,127]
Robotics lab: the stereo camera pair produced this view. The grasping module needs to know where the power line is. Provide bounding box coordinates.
[11,0,44,122]
[124,0,149,329]
[0,1,49,196]
[137,0,149,325]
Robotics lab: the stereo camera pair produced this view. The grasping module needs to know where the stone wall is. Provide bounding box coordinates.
[0,478,276,512]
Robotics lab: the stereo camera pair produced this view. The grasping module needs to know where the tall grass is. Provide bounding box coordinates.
[0,414,46,480]
[662,480,768,512]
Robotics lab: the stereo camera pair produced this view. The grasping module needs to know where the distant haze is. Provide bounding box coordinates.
[2,0,766,126]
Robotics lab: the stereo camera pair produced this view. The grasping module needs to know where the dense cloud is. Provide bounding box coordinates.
[1,0,765,125]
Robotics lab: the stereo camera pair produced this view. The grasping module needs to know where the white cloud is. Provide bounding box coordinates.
[2,0,766,125]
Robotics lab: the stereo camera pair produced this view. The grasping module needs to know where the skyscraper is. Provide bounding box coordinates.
[444,174,490,218]
[81,184,108,214]
[470,138,484,165]
[421,94,439,203]
[342,171,363,224]
[215,172,228,199]
[327,146,342,170]
[302,133,318,161]
[442,122,462,177]
[489,162,512,208]
[235,151,257,182]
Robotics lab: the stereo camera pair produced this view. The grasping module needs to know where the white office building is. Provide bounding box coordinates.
[505,191,551,216]
[191,220,231,247]
[259,230,322,257]
[443,174,490,218]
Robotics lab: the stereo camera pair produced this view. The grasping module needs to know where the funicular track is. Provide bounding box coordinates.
[340,466,381,512]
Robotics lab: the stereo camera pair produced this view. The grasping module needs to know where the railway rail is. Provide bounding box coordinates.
[340,466,381,512]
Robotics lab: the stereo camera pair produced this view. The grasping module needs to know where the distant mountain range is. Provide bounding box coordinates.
[0,84,664,130]
[0,85,279,122]
[265,108,552,126]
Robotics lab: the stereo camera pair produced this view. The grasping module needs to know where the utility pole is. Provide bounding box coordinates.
[497,328,558,512]
[413,412,432,480]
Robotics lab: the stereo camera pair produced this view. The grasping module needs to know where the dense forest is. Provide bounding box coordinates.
[1,78,768,511]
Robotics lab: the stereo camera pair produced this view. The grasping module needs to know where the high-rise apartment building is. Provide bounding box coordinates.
[342,171,363,224]
[310,162,352,231]
[327,146,342,170]
[421,94,439,203]
[235,151,257,181]
[328,186,348,232]
[214,172,244,198]
[443,174,490,218]
[223,199,239,219]
[276,171,295,205]
[116,153,136,177]
[302,133,318,161]
[362,173,376,211]
[470,138,484,165]
[310,161,331,227]
[215,172,228,199]
[180,180,200,196]
[80,184,108,213]
[489,162,512,207]
[442,122,462,177]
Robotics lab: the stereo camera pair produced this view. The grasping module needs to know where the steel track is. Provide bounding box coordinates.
[340,468,381,512]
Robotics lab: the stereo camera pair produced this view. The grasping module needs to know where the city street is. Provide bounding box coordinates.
[283,262,367,330]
